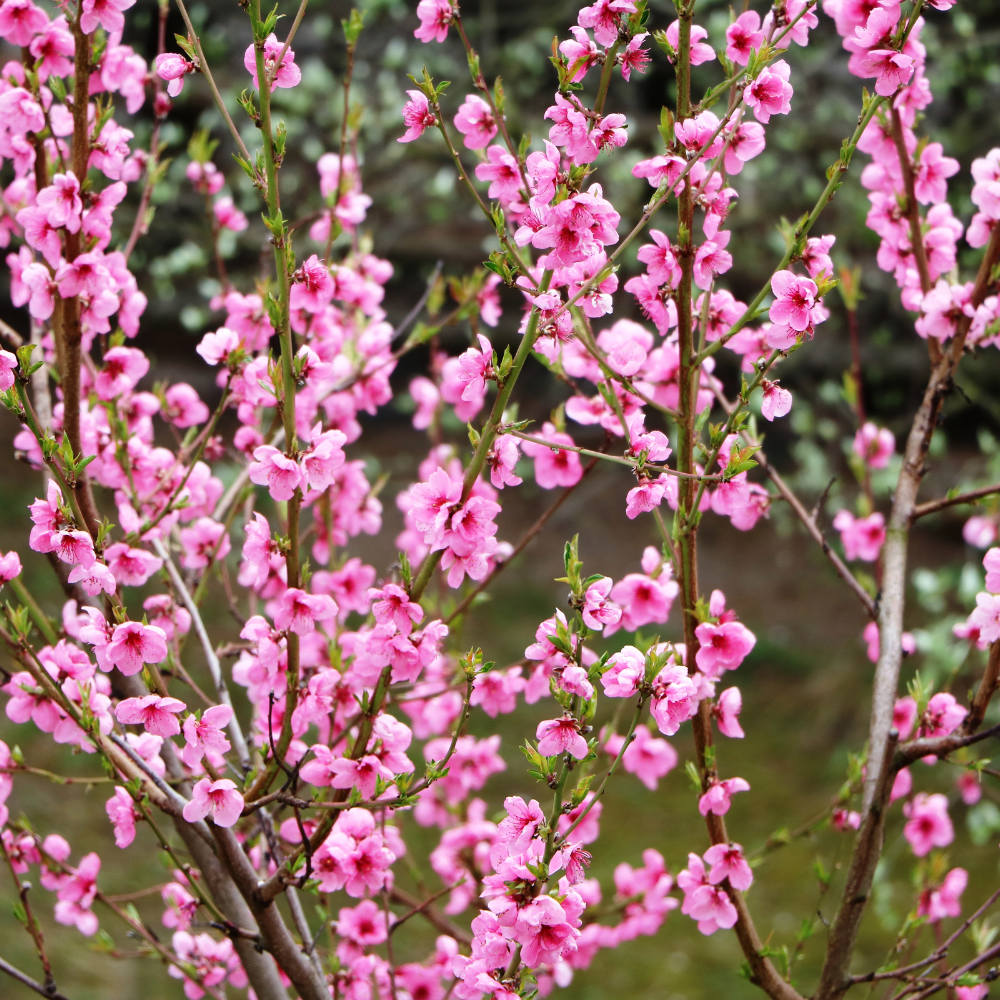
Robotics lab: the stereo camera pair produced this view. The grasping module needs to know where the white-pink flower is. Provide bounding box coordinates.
[182,778,244,828]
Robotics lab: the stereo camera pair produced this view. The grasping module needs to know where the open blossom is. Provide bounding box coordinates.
[606,725,677,790]
[536,717,589,759]
[854,422,895,468]
[105,787,138,848]
[581,576,622,631]
[181,705,233,766]
[833,510,886,562]
[704,842,753,891]
[694,619,756,676]
[454,95,497,150]
[769,270,818,331]
[249,445,303,501]
[760,379,792,421]
[726,10,765,65]
[919,867,967,922]
[115,694,186,737]
[399,89,437,142]
[106,621,168,676]
[244,34,301,92]
[182,778,244,828]
[903,793,954,857]
[699,776,750,816]
[414,0,453,42]
[743,60,793,123]
[274,588,338,635]
[678,853,738,935]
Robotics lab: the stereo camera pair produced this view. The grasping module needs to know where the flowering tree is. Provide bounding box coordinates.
[0,0,999,998]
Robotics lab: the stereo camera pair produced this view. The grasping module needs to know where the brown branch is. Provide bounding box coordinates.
[912,484,1000,520]
[890,105,933,300]
[388,886,472,946]
[757,452,877,620]
[815,730,900,999]
[966,641,1000,735]
[852,884,1000,984]
[388,879,465,935]
[902,938,1000,1000]
[0,956,73,1000]
[895,721,1000,768]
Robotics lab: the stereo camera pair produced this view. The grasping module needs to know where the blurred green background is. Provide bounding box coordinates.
[4,0,1000,997]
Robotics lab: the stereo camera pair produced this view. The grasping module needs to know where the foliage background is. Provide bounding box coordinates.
[3,0,1000,997]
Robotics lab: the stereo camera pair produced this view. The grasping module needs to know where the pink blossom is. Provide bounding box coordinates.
[769,270,818,332]
[715,686,744,738]
[677,853,738,935]
[454,95,497,150]
[106,621,168,676]
[607,725,677,790]
[53,851,101,936]
[329,755,394,800]
[986,547,1000,593]
[699,776,750,816]
[957,771,982,806]
[115,694,186,736]
[0,0,48,45]
[903,793,954,857]
[337,900,388,945]
[414,0,453,43]
[178,517,231,571]
[498,795,545,849]
[0,88,44,136]
[971,592,1000,645]
[80,0,136,35]
[249,445,303,502]
[181,705,233,767]
[154,52,195,97]
[471,667,526,718]
[694,619,756,676]
[919,692,967,739]
[370,583,424,634]
[488,435,522,489]
[693,231,733,290]
[743,60,793,123]
[893,696,919,740]
[577,0,636,47]
[29,16,74,80]
[833,510,886,562]
[456,334,494,399]
[182,778,244,828]
[301,428,347,491]
[664,19,715,65]
[619,32,650,81]
[196,327,241,366]
[243,34,301,92]
[704,842,753,891]
[581,576,622,631]
[610,570,678,632]
[102,543,161,588]
[105,787,138,848]
[919,867,967,922]
[274,588,338,635]
[601,645,646,697]
[521,423,584,489]
[650,664,699,735]
[854,422,895,469]
[760,379,792,421]
[0,549,22,587]
[536,717,589,759]
[94,346,148,400]
[399,90,437,142]
[37,172,82,233]
[726,11,764,66]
